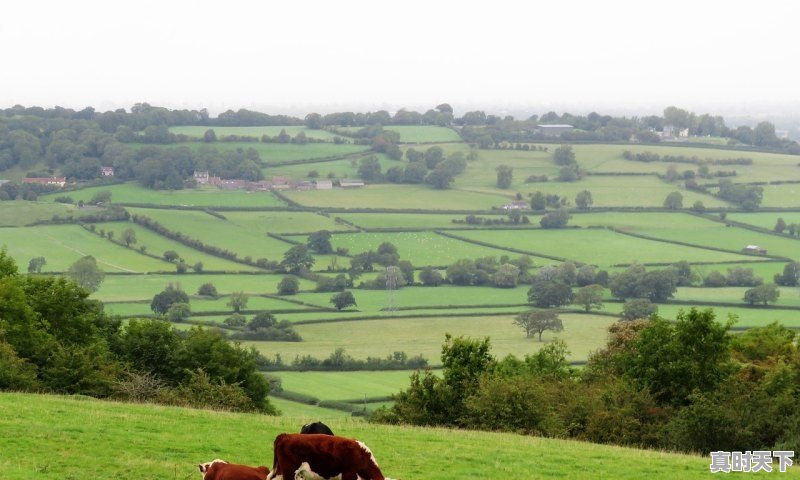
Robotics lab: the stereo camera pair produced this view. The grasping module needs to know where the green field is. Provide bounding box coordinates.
[163,141,368,164]
[93,273,315,302]
[337,212,497,229]
[268,396,352,419]
[51,182,286,207]
[320,231,533,266]
[169,125,340,141]
[0,393,726,480]
[452,228,758,266]
[728,212,800,230]
[193,210,352,234]
[283,184,511,210]
[1,225,171,273]
[275,370,415,402]
[0,200,89,226]
[263,153,396,179]
[760,184,800,207]
[246,313,616,364]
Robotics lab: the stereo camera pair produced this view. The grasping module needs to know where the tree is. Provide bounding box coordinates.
[539,208,570,228]
[775,217,787,233]
[574,284,604,312]
[121,228,137,247]
[248,312,277,330]
[66,256,105,292]
[224,313,247,328]
[27,256,46,273]
[278,275,300,295]
[281,245,315,274]
[691,201,706,213]
[492,264,520,288]
[167,302,191,322]
[227,291,249,312]
[774,262,799,286]
[424,146,444,169]
[575,190,593,209]
[151,284,189,315]
[358,156,382,182]
[743,284,780,306]
[197,283,218,297]
[637,270,678,302]
[397,260,415,285]
[621,299,657,321]
[89,190,112,205]
[553,145,576,165]
[175,261,189,274]
[495,165,513,189]
[704,271,727,287]
[203,129,217,142]
[514,311,564,341]
[663,191,683,210]
[530,191,546,211]
[163,250,180,263]
[305,113,324,129]
[446,259,477,286]
[307,230,333,254]
[419,267,443,286]
[330,291,356,310]
[425,169,454,189]
[192,262,203,273]
[527,280,573,308]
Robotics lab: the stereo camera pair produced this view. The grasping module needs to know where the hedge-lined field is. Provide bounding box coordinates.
[263,152,395,178]
[275,370,415,402]
[215,211,353,234]
[165,141,369,164]
[0,200,86,226]
[0,393,722,480]
[336,125,462,143]
[453,228,758,266]
[169,125,340,141]
[50,182,287,207]
[1,225,170,273]
[246,313,617,363]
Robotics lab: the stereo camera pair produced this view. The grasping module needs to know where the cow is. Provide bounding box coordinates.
[266,433,394,480]
[198,459,270,480]
[300,421,334,436]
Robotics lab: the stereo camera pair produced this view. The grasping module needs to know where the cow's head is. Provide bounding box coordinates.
[198,459,228,475]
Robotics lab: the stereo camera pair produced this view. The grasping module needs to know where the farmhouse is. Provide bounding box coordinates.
[661,125,690,139]
[296,180,315,191]
[743,245,768,255]
[315,180,333,190]
[22,177,66,187]
[101,166,115,177]
[537,124,574,137]
[502,201,529,210]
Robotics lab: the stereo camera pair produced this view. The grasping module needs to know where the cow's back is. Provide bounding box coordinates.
[205,462,268,480]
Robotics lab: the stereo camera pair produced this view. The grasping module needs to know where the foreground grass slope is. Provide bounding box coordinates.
[0,393,736,480]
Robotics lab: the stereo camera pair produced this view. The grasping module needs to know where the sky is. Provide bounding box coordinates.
[1,0,799,116]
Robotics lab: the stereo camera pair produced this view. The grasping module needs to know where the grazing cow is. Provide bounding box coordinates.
[300,421,334,436]
[198,459,270,480]
[267,433,394,480]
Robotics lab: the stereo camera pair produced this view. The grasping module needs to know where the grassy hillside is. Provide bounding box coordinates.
[0,392,741,480]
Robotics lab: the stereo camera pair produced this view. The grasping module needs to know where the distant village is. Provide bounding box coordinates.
[192,171,364,191]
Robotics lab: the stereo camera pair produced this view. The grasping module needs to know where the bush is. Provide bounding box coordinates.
[278,275,300,295]
[197,283,218,297]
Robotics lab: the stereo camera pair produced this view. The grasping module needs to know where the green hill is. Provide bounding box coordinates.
[0,392,767,480]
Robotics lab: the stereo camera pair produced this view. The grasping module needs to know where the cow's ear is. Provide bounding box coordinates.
[198,464,205,473]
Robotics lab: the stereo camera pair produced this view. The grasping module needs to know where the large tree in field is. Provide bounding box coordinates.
[527,280,573,308]
[307,230,333,254]
[663,191,683,210]
[553,145,575,165]
[514,311,564,341]
[281,245,315,274]
[575,190,593,209]
[67,256,105,292]
[121,228,137,247]
[495,165,513,189]
[330,291,357,311]
[573,284,604,312]
[227,291,249,312]
[27,256,46,273]
[151,283,189,315]
[743,284,780,306]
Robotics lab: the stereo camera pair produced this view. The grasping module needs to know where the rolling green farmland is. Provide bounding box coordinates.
[169,125,340,141]
[336,125,462,143]
[0,393,725,480]
[93,273,315,302]
[453,228,759,266]
[275,370,415,401]
[320,231,536,265]
[651,304,800,328]
[760,183,800,207]
[728,212,800,230]
[50,182,287,207]
[282,184,511,209]
[337,212,498,229]
[246,313,616,363]
[216,211,353,234]
[106,295,319,317]
[263,153,395,179]
[96,222,259,271]
[1,225,171,273]
[161,141,368,164]
[674,286,800,307]
[269,396,352,419]
[0,200,87,226]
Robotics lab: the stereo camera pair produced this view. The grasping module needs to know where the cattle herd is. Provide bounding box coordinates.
[198,422,396,480]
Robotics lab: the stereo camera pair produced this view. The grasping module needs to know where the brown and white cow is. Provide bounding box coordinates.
[198,459,270,480]
[266,433,394,480]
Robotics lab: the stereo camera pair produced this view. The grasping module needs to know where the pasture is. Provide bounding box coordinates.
[728,211,800,230]
[51,182,287,207]
[0,392,723,480]
[263,153,396,180]
[319,231,535,266]
[275,370,415,402]
[0,200,87,226]
[168,141,368,164]
[283,184,511,210]
[246,313,617,364]
[0,225,170,273]
[169,125,340,141]
[336,212,497,229]
[452,228,758,266]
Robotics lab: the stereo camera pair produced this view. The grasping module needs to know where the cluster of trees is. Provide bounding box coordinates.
[715,179,763,210]
[456,213,531,226]
[526,262,607,309]
[357,146,470,190]
[552,145,583,182]
[274,348,428,372]
[622,151,753,166]
[774,218,800,237]
[444,256,533,288]
[529,191,569,210]
[0,180,59,201]
[374,312,800,454]
[226,312,301,341]
[0,250,274,413]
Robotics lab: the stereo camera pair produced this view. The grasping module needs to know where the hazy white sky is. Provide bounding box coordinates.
[1,0,798,115]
